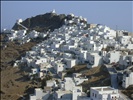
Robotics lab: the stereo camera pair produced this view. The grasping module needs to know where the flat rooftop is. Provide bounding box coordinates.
[96,87,114,91]
[91,86,115,91]
[56,90,72,94]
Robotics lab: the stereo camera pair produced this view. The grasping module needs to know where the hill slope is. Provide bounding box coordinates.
[12,13,67,32]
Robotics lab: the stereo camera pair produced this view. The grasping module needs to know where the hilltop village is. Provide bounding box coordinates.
[2,10,133,100]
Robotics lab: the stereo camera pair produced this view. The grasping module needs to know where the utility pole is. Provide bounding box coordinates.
[116,25,118,31]
[116,25,118,41]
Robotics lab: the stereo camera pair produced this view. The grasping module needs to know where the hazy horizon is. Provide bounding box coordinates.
[1,1,133,32]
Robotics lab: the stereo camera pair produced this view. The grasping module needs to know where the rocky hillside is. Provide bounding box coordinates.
[12,12,67,32]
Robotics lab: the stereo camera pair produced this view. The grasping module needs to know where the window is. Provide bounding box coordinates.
[95,94,97,98]
[93,93,94,97]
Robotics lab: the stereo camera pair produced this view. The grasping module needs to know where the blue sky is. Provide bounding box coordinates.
[1,1,133,32]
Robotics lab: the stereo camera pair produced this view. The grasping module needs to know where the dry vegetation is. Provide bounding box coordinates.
[122,85,133,99]
[1,67,38,100]
[81,65,111,93]
[1,41,37,70]
[66,64,88,75]
[66,64,111,93]
[0,34,39,100]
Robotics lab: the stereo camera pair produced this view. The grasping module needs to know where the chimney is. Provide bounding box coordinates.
[101,87,103,91]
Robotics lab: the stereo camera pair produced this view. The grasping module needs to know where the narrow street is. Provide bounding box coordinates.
[105,64,118,89]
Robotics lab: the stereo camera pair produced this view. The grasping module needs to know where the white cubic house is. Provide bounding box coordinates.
[122,71,133,88]
[87,52,103,68]
[90,86,122,100]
